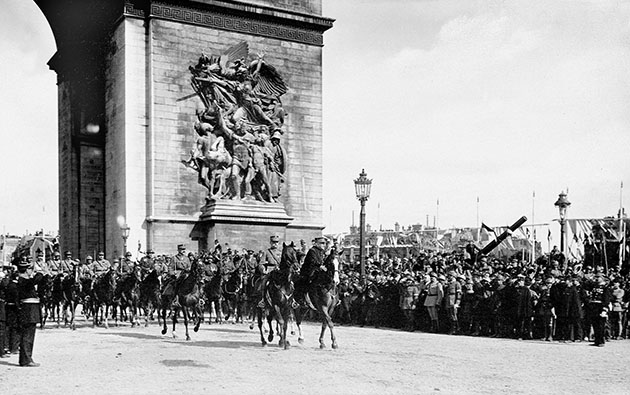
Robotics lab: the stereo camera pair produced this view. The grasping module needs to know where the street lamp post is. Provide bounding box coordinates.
[120,223,130,255]
[554,191,571,258]
[354,169,372,285]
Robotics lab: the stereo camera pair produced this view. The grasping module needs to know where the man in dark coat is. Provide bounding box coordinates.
[16,259,44,366]
[295,236,327,305]
[0,264,12,358]
[587,275,612,347]
[515,276,538,340]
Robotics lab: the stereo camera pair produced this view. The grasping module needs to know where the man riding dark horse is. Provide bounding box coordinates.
[295,236,328,307]
[294,236,341,349]
[162,244,192,308]
[262,242,298,349]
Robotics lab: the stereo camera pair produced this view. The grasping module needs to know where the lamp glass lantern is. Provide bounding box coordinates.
[554,192,571,221]
[120,224,130,239]
[354,169,372,201]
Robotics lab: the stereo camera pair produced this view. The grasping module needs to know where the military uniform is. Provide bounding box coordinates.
[423,277,444,332]
[588,278,611,346]
[0,272,9,358]
[444,276,462,334]
[91,256,111,277]
[399,276,420,331]
[59,253,75,275]
[261,244,281,274]
[17,267,43,366]
[48,255,61,276]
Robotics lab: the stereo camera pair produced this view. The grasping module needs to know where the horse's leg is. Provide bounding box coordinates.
[295,307,305,344]
[160,305,168,335]
[319,314,327,349]
[327,301,338,349]
[183,306,190,341]
[70,301,76,330]
[267,312,275,343]
[193,303,202,333]
[257,307,267,346]
[171,306,178,339]
[104,304,110,329]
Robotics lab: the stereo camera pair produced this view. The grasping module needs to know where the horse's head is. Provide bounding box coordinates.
[280,241,298,272]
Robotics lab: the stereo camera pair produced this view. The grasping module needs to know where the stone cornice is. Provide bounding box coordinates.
[124,0,333,46]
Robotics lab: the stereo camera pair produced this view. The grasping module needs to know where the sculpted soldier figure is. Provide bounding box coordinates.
[267,131,285,202]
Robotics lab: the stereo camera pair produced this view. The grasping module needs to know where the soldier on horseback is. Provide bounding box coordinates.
[257,235,282,307]
[59,251,76,277]
[294,236,328,306]
[48,251,61,277]
[164,244,192,308]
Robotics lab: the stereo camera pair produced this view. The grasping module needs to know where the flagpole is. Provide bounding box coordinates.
[619,181,626,268]
[531,191,535,266]
[1,225,5,263]
[476,196,480,242]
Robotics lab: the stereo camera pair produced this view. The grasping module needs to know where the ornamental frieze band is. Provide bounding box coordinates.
[123,1,327,46]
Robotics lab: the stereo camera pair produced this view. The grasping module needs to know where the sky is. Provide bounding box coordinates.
[1,0,629,237]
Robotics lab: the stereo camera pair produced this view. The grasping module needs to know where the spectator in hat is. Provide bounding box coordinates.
[423,272,443,332]
[16,258,44,367]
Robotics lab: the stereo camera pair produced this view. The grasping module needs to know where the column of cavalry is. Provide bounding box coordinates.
[29,237,342,348]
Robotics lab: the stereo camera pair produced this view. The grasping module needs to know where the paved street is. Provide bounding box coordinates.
[1,318,630,394]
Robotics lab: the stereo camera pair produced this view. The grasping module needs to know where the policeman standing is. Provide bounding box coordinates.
[16,258,44,367]
[588,275,611,347]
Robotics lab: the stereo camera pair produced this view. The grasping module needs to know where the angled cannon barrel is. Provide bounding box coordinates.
[478,216,528,257]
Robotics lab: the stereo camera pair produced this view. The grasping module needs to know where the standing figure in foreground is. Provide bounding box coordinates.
[16,259,44,367]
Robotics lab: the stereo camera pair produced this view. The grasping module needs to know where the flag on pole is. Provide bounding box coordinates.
[481,223,497,240]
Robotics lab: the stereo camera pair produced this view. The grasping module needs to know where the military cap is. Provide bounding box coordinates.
[270,235,280,242]
[177,244,186,249]
[438,274,446,281]
[125,251,132,257]
[64,250,72,256]
[147,249,155,254]
[271,131,282,140]
[86,255,93,261]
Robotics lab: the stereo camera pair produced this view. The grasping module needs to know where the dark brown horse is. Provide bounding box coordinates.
[202,260,224,324]
[223,268,246,324]
[263,242,299,349]
[139,269,162,327]
[295,246,340,349]
[37,274,54,329]
[161,259,204,340]
[92,269,117,328]
[114,268,142,327]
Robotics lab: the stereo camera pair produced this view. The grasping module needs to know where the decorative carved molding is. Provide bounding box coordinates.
[123,1,327,46]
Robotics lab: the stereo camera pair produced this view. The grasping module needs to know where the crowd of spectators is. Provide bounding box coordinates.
[333,246,628,346]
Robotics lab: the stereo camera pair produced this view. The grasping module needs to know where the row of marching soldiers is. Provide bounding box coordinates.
[348,264,626,347]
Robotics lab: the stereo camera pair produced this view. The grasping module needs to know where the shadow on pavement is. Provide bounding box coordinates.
[96,330,263,349]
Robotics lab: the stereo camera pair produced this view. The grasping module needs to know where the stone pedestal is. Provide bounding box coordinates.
[191,200,293,251]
